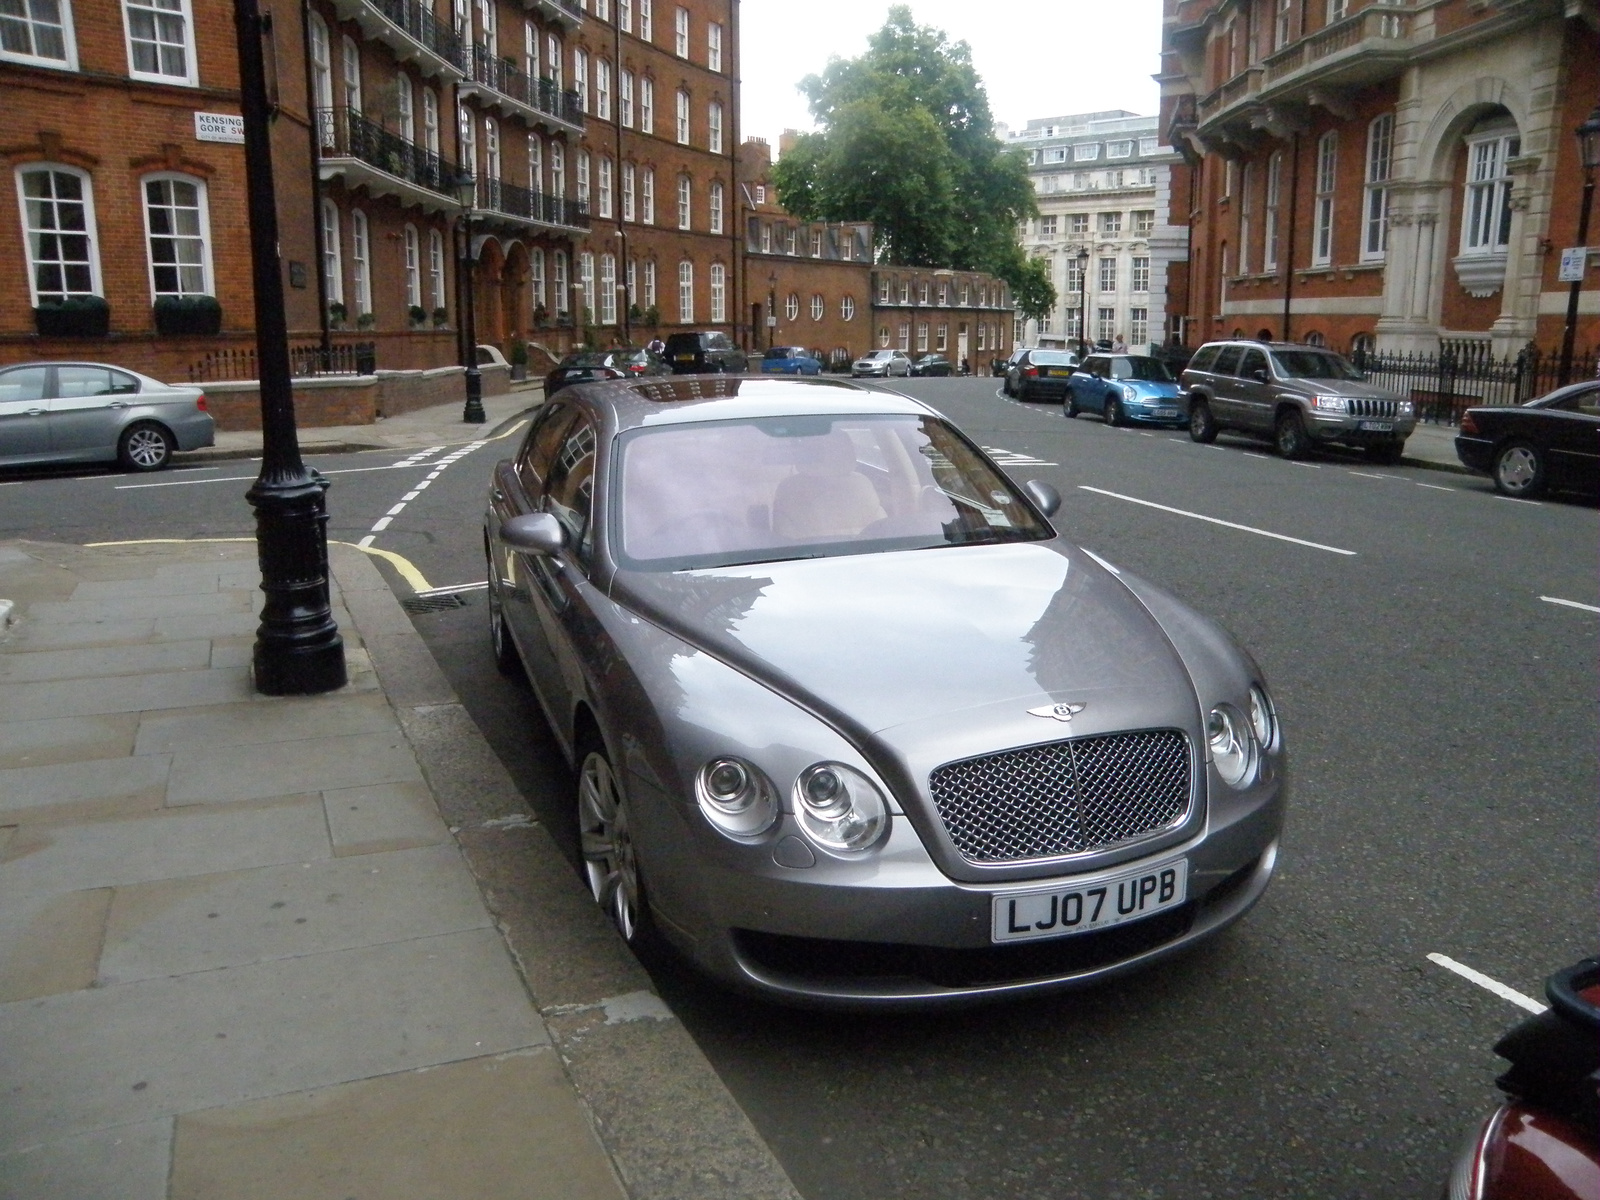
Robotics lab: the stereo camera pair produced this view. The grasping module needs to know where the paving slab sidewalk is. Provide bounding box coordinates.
[0,538,800,1200]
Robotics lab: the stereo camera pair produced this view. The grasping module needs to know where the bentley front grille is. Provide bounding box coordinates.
[928,730,1192,864]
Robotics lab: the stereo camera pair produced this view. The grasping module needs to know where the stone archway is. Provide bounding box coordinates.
[473,235,507,348]
[501,240,529,344]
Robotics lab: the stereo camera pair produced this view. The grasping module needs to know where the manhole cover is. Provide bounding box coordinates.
[400,593,471,614]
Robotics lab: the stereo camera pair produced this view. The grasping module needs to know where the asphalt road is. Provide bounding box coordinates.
[2,378,1595,1198]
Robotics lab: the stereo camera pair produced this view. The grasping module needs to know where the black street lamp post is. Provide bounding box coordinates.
[1558,105,1600,387]
[231,0,345,695]
[1077,248,1091,359]
[455,170,486,424]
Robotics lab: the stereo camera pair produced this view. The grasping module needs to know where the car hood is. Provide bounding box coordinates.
[1283,378,1406,401]
[1124,381,1182,398]
[610,541,1199,742]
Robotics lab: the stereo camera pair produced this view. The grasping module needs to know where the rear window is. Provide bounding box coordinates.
[1029,351,1077,366]
[764,346,803,360]
[664,334,704,352]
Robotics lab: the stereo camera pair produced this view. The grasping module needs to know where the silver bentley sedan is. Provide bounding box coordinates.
[485,375,1285,1007]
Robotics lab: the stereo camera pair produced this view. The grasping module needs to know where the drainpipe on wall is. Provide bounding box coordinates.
[613,11,629,346]
[300,0,332,364]
[727,0,741,345]
[1282,132,1300,342]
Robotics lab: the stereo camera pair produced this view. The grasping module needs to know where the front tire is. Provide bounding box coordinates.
[1188,399,1218,443]
[1065,391,1080,418]
[1105,397,1124,427]
[1493,440,1546,498]
[485,555,522,677]
[117,422,175,472]
[578,745,657,952]
[1274,410,1309,460]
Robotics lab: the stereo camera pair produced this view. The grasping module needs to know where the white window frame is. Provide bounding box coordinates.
[675,88,690,144]
[916,322,928,351]
[1275,0,1292,48]
[676,174,691,230]
[395,73,415,143]
[1326,0,1347,22]
[620,70,634,127]
[643,258,656,308]
[639,77,653,134]
[429,228,445,312]
[528,134,543,192]
[1131,256,1150,293]
[483,115,500,182]
[1074,143,1099,162]
[1130,308,1148,345]
[1461,128,1520,255]
[1098,256,1116,293]
[523,20,536,80]
[1100,211,1122,236]
[600,253,617,323]
[707,20,721,71]
[1264,151,1281,271]
[1238,161,1253,275]
[141,171,213,299]
[123,0,197,85]
[1362,113,1393,262]
[531,246,546,310]
[677,259,693,323]
[549,140,565,196]
[595,59,611,121]
[641,165,654,223]
[708,100,722,154]
[1312,130,1336,266]
[1,0,78,69]
[423,87,440,156]
[310,12,333,144]
[554,250,569,314]
[576,148,590,207]
[402,223,421,308]
[546,33,561,88]
[15,163,102,305]
[785,292,800,320]
[673,5,687,56]
[621,161,635,220]
[708,180,723,234]
[709,262,725,322]
[841,295,855,321]
[579,250,594,322]
[808,292,824,320]
[598,155,613,218]
[320,198,343,304]
[350,208,371,315]
[341,34,361,112]
[618,0,631,32]
[638,0,651,41]
[573,48,588,113]
[1107,141,1132,159]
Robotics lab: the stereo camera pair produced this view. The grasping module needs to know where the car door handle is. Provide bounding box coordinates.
[25,408,45,417]
[107,401,129,409]
[491,488,504,501]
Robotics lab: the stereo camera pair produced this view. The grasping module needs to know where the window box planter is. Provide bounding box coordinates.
[34,296,110,338]
[153,295,223,336]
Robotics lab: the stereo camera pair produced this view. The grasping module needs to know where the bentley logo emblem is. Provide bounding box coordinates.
[1028,702,1086,722]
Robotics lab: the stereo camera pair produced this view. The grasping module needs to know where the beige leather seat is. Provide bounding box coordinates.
[770,432,886,541]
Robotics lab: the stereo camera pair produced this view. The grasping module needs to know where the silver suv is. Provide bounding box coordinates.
[1181,340,1415,462]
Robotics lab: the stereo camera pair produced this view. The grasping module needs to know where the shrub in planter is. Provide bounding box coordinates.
[431,306,448,327]
[628,303,643,323]
[508,338,528,380]
[643,304,661,328]
[356,311,377,329]
[532,303,550,330]
[328,301,347,329]
[34,295,110,337]
[153,294,222,336]
[408,304,427,328]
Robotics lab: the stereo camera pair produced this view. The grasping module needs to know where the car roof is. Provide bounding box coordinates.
[563,375,938,430]
[1,361,175,386]
[1195,340,1339,354]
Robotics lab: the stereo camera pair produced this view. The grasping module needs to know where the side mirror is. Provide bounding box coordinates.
[500,512,566,556]
[1024,479,1061,517]
[1251,367,1269,383]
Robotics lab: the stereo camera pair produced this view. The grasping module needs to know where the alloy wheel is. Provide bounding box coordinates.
[578,750,642,942]
[120,425,173,471]
[1493,442,1545,498]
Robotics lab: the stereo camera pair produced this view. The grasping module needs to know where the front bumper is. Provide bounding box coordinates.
[1306,411,1417,443]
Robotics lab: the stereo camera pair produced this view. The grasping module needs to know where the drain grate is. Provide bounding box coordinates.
[400,593,471,614]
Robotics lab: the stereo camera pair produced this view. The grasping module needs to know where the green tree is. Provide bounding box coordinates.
[771,6,1037,284]
[1006,250,1058,324]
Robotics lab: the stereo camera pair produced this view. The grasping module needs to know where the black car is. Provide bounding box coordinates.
[546,348,668,396]
[663,331,748,375]
[909,354,954,377]
[1005,349,1080,402]
[1454,379,1600,498]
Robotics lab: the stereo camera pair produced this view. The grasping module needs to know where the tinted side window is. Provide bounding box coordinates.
[1189,345,1221,373]
[543,415,598,554]
[1212,346,1243,376]
[516,404,574,497]
[0,366,50,402]
[1237,348,1267,378]
[56,366,119,397]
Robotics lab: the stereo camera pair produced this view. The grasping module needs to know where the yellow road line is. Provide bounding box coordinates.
[82,537,435,592]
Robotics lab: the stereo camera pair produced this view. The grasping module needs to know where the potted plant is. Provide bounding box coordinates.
[628,303,643,323]
[643,304,661,328]
[508,338,528,381]
[431,306,448,328]
[328,300,348,329]
[152,294,223,336]
[356,310,377,330]
[34,294,110,337]
[408,304,427,329]
[532,303,550,330]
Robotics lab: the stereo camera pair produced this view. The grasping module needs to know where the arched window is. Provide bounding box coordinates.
[483,117,501,183]
[675,88,690,144]
[309,13,333,146]
[395,74,415,142]
[142,174,212,298]
[1363,114,1394,262]
[600,253,617,323]
[708,180,723,234]
[422,87,439,156]
[579,251,595,323]
[784,292,799,320]
[428,228,445,313]
[531,247,546,311]
[709,262,725,322]
[708,100,723,154]
[1304,330,1326,346]
[550,142,565,197]
[676,174,691,230]
[402,223,421,309]
[16,164,101,304]
[840,295,855,321]
[528,134,543,193]
[677,259,693,323]
[340,35,361,113]
[350,208,370,315]
[319,198,343,304]
[553,250,569,314]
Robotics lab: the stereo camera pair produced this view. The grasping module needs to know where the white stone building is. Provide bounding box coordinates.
[1009,111,1187,353]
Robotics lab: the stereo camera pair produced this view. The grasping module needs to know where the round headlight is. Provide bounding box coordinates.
[794,762,889,852]
[1122,384,1138,401]
[1248,685,1276,750]
[1207,705,1256,788]
[695,757,778,838]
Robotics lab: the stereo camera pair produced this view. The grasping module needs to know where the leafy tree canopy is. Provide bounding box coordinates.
[771,6,1049,313]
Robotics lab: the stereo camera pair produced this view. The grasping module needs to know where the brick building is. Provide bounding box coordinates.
[870,266,1014,370]
[1007,111,1187,353]
[2,0,740,391]
[1158,0,1600,355]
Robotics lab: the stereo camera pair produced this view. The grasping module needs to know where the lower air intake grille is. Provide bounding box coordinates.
[928,730,1191,863]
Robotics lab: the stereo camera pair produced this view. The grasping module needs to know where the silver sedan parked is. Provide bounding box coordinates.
[485,376,1286,1007]
[851,349,912,378]
[0,361,215,471]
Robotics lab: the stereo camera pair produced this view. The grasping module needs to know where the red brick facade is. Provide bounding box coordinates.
[1160,0,1600,356]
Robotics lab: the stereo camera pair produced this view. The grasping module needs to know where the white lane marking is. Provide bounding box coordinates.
[361,438,490,545]
[1348,470,1386,479]
[1287,461,1321,468]
[116,460,444,489]
[416,581,490,597]
[169,465,220,473]
[1540,595,1600,613]
[984,446,1059,467]
[1416,483,1457,492]
[1243,452,1269,460]
[1077,486,1358,556]
[358,535,375,548]
[1140,431,1155,437]
[402,491,421,501]
[1495,494,1540,506]
[371,516,392,531]
[1427,953,1546,1014]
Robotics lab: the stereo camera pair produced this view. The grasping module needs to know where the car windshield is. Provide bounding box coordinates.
[1030,352,1077,366]
[1112,357,1175,381]
[561,353,613,368]
[614,414,1054,570]
[764,347,802,359]
[1270,350,1363,380]
[862,351,894,360]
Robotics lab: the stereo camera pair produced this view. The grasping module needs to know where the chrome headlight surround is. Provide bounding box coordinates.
[1310,394,1348,412]
[1206,704,1257,789]
[793,762,889,853]
[1247,684,1277,752]
[695,757,779,839]
[1121,384,1139,401]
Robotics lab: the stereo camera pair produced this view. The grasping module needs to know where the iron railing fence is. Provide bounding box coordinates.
[188,342,376,383]
[467,44,585,127]
[369,0,464,67]
[1350,342,1598,424]
[317,107,457,197]
[477,176,591,229]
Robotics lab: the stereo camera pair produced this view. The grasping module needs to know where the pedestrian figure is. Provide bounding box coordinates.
[960,357,970,376]
[1112,333,1128,353]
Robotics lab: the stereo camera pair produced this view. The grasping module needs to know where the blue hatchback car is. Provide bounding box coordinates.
[760,345,823,375]
[1066,354,1185,427]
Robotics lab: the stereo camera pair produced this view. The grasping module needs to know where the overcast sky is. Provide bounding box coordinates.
[738,0,1163,149]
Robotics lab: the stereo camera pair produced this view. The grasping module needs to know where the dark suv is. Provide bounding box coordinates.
[663,331,748,375]
[1181,339,1415,462]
